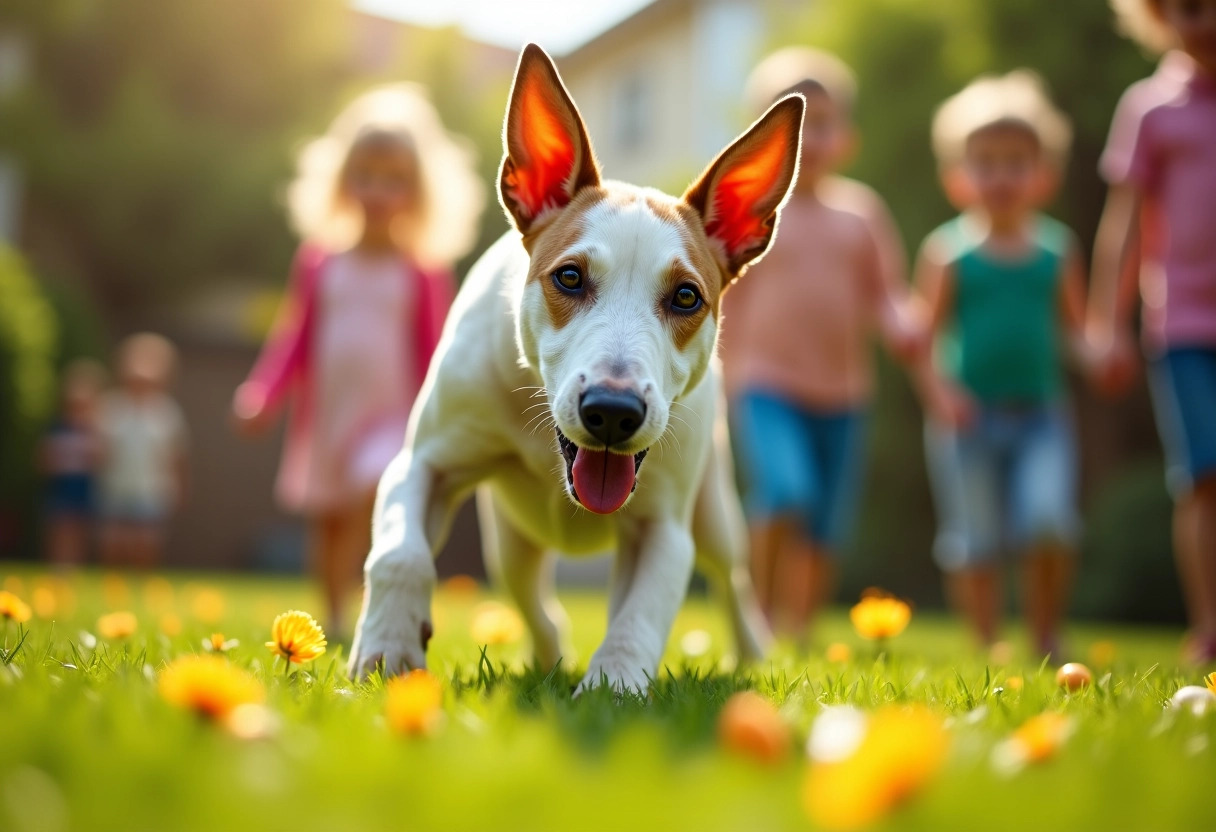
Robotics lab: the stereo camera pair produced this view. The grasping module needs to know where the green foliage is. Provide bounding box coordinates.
[0,571,1213,831]
[0,0,355,306]
[0,244,56,497]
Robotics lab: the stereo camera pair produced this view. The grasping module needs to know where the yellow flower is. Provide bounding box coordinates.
[188,586,226,624]
[803,706,948,829]
[159,613,183,637]
[32,587,56,618]
[826,642,853,663]
[1010,712,1073,763]
[385,669,444,735]
[718,691,791,764]
[97,611,138,639]
[204,633,239,653]
[1004,675,1024,691]
[0,590,32,623]
[1088,640,1117,668]
[159,655,264,721]
[266,610,327,663]
[470,601,524,646]
[849,589,911,641]
[1204,673,1216,695]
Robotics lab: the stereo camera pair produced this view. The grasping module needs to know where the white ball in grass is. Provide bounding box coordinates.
[1169,685,1216,715]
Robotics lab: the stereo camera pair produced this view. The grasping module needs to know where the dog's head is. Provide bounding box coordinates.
[500,45,803,514]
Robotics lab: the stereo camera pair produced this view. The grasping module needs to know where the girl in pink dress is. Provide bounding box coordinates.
[233,86,484,632]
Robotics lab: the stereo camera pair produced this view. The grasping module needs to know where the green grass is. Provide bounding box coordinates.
[0,564,1213,832]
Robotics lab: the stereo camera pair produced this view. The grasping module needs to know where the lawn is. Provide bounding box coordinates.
[0,564,1213,832]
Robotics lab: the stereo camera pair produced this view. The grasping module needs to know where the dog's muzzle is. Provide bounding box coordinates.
[556,426,648,515]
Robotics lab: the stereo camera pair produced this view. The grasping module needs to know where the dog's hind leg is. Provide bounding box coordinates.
[692,422,772,663]
[477,488,571,672]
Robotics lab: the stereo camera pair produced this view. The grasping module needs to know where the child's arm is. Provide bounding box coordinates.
[1058,240,1100,377]
[910,237,974,429]
[861,197,924,363]
[1087,183,1142,395]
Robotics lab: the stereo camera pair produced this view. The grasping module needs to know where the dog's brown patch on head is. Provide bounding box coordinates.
[659,261,713,351]
[641,193,724,352]
[526,187,607,329]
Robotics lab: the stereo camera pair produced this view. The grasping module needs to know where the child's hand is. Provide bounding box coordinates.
[888,318,931,364]
[1088,328,1139,397]
[230,385,273,437]
[926,378,977,430]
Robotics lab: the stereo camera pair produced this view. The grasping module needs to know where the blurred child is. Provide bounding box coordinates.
[98,333,188,569]
[232,86,484,632]
[915,71,1096,655]
[1090,0,1216,663]
[41,359,106,567]
[720,49,920,639]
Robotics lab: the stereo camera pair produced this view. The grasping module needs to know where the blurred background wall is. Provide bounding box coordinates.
[0,0,1181,622]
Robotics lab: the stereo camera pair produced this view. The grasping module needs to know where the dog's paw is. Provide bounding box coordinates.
[347,558,435,681]
[574,653,652,698]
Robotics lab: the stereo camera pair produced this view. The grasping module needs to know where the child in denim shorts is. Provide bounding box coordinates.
[915,72,1098,655]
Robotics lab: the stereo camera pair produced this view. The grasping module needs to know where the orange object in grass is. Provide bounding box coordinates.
[718,691,790,764]
[1055,662,1093,690]
[97,611,138,639]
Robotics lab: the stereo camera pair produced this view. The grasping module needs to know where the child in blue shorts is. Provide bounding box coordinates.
[915,72,1098,655]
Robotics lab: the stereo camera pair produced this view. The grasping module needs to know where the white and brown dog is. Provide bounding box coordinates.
[349,44,803,693]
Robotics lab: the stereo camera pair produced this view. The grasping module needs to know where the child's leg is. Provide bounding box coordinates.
[315,492,376,635]
[1148,349,1216,656]
[46,517,89,568]
[925,414,1003,646]
[1010,406,1079,655]
[774,536,834,640]
[732,391,816,625]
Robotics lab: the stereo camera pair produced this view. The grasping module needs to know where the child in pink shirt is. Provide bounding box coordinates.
[720,49,920,639]
[1090,0,1216,662]
[234,86,484,632]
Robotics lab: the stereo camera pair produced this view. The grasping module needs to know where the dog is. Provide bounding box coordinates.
[349,44,804,693]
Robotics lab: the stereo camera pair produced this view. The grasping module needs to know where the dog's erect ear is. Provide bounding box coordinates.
[683,94,804,280]
[499,43,601,235]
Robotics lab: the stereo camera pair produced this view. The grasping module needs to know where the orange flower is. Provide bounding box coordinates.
[1205,672,1216,695]
[1004,675,1024,692]
[0,590,32,623]
[849,590,911,641]
[266,610,327,664]
[803,706,948,829]
[159,655,264,721]
[204,633,239,653]
[97,611,138,639]
[718,691,791,764]
[385,669,444,735]
[825,642,853,663]
[470,601,524,646]
[992,712,1074,774]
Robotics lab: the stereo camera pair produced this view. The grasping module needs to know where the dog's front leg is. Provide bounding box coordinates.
[348,449,458,679]
[576,520,695,695]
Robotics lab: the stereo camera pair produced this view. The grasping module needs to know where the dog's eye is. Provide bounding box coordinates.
[670,284,702,312]
[552,266,584,294]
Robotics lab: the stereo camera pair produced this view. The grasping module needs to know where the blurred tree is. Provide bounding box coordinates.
[0,0,355,314]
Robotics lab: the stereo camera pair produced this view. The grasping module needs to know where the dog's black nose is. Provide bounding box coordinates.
[579,386,646,447]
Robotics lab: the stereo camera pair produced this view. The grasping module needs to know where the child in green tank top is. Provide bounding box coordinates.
[912,72,1100,656]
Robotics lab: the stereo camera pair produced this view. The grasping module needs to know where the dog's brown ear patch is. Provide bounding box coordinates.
[683,94,804,281]
[500,44,601,235]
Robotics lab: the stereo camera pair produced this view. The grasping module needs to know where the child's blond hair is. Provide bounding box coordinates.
[931,70,1073,169]
[745,47,858,116]
[117,333,176,387]
[287,85,485,267]
[1110,0,1175,54]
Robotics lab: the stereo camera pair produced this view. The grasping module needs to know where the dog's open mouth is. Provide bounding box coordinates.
[556,427,648,514]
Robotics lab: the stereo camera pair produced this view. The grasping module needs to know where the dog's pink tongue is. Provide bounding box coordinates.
[572,449,635,514]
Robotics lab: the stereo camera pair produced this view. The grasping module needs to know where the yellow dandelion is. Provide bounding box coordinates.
[159,613,183,637]
[32,586,56,618]
[1206,672,1216,695]
[205,633,239,653]
[849,589,911,641]
[803,706,948,829]
[826,642,853,663]
[159,655,264,721]
[1004,675,1024,691]
[266,610,327,665]
[470,601,524,646]
[0,590,32,623]
[385,669,444,735]
[1088,640,1117,668]
[97,611,138,639]
[189,586,226,624]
